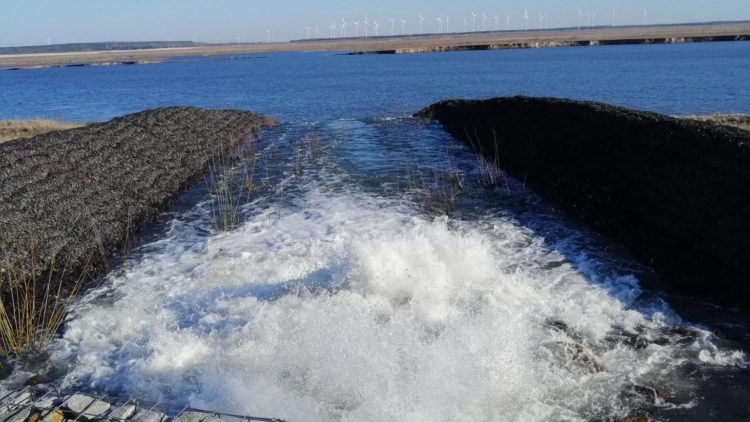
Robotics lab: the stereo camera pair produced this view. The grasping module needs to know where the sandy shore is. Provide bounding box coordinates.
[0,120,82,142]
[1,22,748,69]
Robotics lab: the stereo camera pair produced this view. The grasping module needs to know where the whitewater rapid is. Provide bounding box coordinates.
[21,120,746,421]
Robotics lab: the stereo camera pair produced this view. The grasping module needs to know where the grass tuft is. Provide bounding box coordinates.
[0,241,88,362]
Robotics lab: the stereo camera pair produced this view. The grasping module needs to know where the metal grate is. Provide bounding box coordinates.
[0,386,288,422]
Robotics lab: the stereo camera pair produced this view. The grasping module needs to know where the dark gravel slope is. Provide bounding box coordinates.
[417,96,750,305]
[0,106,272,284]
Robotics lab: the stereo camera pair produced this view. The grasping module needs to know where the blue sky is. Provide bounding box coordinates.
[1,0,749,47]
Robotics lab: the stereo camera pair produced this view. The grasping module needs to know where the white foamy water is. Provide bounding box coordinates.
[41,179,744,422]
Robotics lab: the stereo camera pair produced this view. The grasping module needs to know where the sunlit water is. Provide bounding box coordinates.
[2,42,750,421]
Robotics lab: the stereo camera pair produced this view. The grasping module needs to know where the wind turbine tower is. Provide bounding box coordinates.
[363,16,369,38]
[401,18,407,34]
[506,16,510,31]
[471,12,477,32]
[611,9,616,27]
[642,9,648,26]
[389,18,396,36]
[305,26,311,39]
[353,21,359,37]
[494,15,500,30]
[419,14,425,34]
[482,13,488,31]
[341,19,347,37]
[523,10,529,31]
[436,17,443,33]
[374,20,380,36]
[446,16,450,33]
[577,8,582,29]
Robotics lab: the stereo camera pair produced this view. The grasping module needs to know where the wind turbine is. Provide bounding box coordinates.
[482,13,488,31]
[419,14,425,34]
[401,18,407,34]
[506,16,510,31]
[611,9,615,27]
[464,17,468,32]
[523,10,529,31]
[642,9,648,26]
[266,30,271,43]
[471,12,477,32]
[315,26,320,38]
[341,19,347,37]
[389,18,396,36]
[494,15,500,31]
[539,13,544,30]
[374,20,380,36]
[363,16,369,38]
[353,21,360,37]
[305,26,311,39]
[577,8,582,29]
[592,10,596,28]
[331,22,338,39]
[445,16,450,33]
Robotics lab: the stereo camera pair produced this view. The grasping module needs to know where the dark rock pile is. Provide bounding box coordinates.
[0,106,273,287]
[417,96,750,305]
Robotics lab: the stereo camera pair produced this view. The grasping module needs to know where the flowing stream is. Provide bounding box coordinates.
[8,117,748,421]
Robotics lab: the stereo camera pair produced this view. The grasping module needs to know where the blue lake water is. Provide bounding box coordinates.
[2,42,750,122]
[2,42,750,421]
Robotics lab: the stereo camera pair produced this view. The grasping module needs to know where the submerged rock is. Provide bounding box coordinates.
[417,97,750,305]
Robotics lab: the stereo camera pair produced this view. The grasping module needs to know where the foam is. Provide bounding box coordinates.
[44,184,744,421]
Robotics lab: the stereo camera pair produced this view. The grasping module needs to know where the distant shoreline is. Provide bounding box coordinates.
[1,21,749,70]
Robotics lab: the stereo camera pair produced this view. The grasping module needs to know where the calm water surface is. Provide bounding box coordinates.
[1,42,749,121]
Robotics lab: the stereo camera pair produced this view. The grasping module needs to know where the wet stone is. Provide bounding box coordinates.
[134,409,166,422]
[3,390,33,410]
[108,404,137,420]
[63,393,94,413]
[63,393,110,417]
[174,411,210,422]
[34,396,62,410]
[42,410,65,422]
[4,408,31,422]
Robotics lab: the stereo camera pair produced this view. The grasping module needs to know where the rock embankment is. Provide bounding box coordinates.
[417,97,750,304]
[0,107,273,287]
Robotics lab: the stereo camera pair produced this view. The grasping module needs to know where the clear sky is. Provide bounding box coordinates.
[1,0,749,47]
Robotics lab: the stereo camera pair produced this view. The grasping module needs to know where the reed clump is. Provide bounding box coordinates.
[207,141,258,232]
[401,161,464,215]
[0,242,88,362]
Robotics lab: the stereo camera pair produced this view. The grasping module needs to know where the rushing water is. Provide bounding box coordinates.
[2,42,750,421]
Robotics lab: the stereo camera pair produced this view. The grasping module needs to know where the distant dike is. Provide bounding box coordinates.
[350,34,748,55]
[417,97,750,306]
